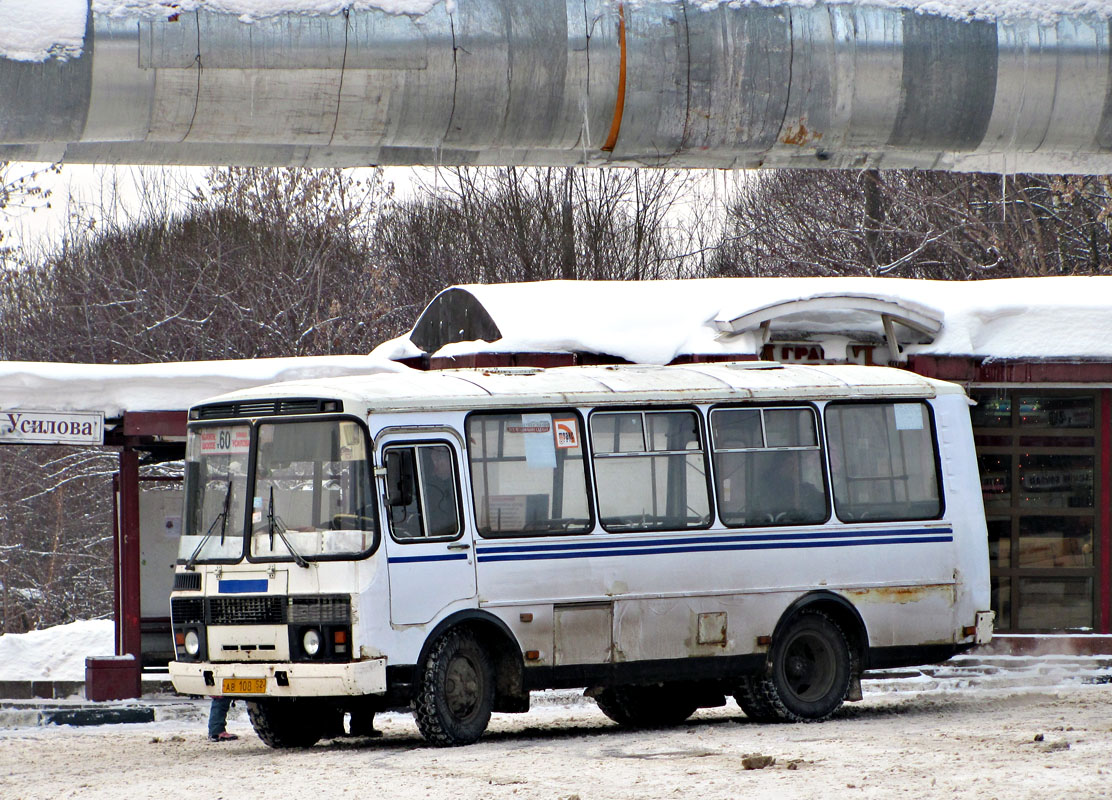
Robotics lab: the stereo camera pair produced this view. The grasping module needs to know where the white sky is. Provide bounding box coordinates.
[1,164,428,259]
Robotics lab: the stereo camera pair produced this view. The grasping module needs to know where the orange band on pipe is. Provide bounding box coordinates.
[601,3,627,153]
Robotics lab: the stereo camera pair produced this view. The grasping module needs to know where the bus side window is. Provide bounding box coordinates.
[384,444,462,540]
[591,409,712,532]
[466,412,592,537]
[710,407,828,527]
[825,402,942,522]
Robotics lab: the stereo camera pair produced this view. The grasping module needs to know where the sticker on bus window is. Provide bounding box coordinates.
[198,427,250,455]
[554,418,579,449]
[893,403,924,431]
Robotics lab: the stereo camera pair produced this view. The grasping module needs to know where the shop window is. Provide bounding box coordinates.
[1016,578,1093,631]
[1017,516,1093,568]
[991,577,1011,631]
[969,389,1100,634]
[986,519,1010,568]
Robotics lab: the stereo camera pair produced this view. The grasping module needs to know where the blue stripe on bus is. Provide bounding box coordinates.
[388,553,471,565]
[218,579,269,593]
[475,527,952,556]
[476,535,954,563]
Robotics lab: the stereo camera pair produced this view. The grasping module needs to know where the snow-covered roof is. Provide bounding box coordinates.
[0,355,405,418]
[383,277,1112,366]
[1,276,1108,421]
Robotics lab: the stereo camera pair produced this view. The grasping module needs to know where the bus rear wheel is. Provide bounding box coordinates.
[414,629,495,747]
[592,684,699,728]
[760,610,852,722]
[246,698,325,748]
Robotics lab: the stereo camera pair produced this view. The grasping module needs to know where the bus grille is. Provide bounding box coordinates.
[208,596,286,625]
[193,398,340,419]
[173,572,202,591]
[171,595,351,626]
[288,596,351,625]
[171,598,205,625]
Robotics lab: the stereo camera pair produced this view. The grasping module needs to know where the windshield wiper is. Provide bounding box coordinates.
[267,485,309,568]
[186,480,232,571]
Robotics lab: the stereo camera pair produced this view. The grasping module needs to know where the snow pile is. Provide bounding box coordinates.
[0,355,407,417]
[0,0,85,62]
[0,620,115,681]
[418,277,1112,365]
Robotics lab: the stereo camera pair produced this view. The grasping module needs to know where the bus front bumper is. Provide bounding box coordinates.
[168,658,386,698]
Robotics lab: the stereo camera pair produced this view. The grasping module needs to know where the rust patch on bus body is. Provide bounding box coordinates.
[847,584,954,605]
[780,121,824,146]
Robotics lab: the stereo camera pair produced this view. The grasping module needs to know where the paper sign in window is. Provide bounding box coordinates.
[521,414,556,468]
[893,403,924,431]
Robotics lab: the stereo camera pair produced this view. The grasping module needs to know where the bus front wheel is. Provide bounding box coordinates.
[414,628,495,746]
[761,610,852,722]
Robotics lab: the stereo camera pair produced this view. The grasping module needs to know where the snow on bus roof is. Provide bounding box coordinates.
[385,277,1112,365]
[199,361,955,413]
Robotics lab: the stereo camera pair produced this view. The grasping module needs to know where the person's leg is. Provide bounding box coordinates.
[208,697,232,739]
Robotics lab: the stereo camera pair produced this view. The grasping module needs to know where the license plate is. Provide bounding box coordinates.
[222,677,267,694]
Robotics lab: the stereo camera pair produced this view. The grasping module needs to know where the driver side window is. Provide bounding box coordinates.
[384,443,462,541]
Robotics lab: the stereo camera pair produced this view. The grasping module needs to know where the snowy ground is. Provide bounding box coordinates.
[2,682,1111,800]
[3,623,1110,798]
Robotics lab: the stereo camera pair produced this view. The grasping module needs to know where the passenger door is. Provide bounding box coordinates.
[379,432,476,626]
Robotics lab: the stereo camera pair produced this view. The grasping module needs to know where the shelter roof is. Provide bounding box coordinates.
[378,277,1112,365]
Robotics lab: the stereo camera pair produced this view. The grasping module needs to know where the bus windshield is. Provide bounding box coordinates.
[181,424,251,563]
[249,419,377,560]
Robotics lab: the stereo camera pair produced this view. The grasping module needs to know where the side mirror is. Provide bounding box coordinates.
[385,450,415,507]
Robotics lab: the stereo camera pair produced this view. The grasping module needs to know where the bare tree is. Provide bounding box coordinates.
[0,166,392,631]
[710,170,1112,280]
[373,166,715,319]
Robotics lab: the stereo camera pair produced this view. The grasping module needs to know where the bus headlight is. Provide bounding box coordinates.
[184,630,201,656]
[302,629,322,657]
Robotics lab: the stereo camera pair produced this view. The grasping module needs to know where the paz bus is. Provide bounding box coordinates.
[168,361,992,747]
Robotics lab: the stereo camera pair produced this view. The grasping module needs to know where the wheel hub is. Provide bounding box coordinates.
[444,655,480,717]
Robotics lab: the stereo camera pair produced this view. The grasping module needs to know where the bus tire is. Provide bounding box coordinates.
[732,676,781,723]
[414,628,495,747]
[592,684,699,728]
[246,698,325,748]
[761,610,852,722]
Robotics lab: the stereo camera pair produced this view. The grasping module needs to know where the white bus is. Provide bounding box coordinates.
[168,362,992,747]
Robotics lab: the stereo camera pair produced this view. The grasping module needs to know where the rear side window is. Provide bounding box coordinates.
[825,402,942,522]
[590,409,711,532]
[710,407,828,527]
[466,412,592,537]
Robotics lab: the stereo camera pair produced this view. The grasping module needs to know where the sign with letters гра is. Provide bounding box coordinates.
[0,409,105,446]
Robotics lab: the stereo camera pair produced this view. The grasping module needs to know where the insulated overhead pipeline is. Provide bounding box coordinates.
[2,1,1112,173]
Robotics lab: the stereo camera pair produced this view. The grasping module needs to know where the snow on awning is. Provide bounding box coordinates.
[714,292,945,363]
